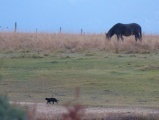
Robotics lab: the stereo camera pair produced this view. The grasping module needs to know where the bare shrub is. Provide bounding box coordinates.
[62,103,85,120]
[62,87,85,120]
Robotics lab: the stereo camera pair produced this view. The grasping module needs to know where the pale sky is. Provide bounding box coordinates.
[1,0,159,34]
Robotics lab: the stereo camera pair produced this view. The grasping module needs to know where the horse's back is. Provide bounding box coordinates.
[115,23,141,28]
[113,23,123,28]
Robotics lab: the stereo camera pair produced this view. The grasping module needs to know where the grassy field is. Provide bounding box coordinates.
[0,32,159,108]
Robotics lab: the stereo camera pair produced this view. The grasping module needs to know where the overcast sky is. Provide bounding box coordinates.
[1,0,159,34]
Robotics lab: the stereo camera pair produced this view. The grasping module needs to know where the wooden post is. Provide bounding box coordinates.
[14,22,17,33]
[36,28,38,34]
[81,29,83,34]
[36,28,38,39]
[60,27,62,33]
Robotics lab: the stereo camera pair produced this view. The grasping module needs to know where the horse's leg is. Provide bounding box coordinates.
[137,33,142,42]
[135,34,138,42]
[121,36,124,41]
[116,34,120,41]
[139,34,142,42]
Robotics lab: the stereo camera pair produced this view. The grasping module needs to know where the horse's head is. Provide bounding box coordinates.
[105,33,111,40]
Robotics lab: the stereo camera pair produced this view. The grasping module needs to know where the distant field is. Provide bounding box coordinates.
[0,32,159,108]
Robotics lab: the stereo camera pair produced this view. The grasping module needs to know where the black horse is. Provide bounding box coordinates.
[106,23,142,41]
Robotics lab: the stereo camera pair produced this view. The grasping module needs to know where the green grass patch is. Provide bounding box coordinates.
[0,52,159,107]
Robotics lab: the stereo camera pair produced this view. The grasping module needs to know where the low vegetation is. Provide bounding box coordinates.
[0,95,26,120]
[0,32,159,54]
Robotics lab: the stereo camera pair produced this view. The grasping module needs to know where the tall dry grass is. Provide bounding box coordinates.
[0,32,159,54]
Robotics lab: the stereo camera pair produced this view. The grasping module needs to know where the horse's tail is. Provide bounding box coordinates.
[139,26,142,41]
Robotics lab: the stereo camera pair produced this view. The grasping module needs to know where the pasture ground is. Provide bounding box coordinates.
[0,32,159,119]
[0,52,159,108]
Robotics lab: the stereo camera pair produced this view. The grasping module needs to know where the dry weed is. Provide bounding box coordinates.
[1,32,159,54]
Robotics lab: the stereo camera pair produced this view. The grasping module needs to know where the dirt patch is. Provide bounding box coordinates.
[10,102,159,119]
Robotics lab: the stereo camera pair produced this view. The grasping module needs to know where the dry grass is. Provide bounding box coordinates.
[0,32,159,54]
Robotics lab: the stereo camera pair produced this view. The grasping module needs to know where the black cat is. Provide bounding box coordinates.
[45,98,59,104]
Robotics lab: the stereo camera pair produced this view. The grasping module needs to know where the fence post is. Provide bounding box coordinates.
[36,28,38,39]
[14,22,17,33]
[36,28,38,34]
[81,29,83,35]
[60,27,62,33]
